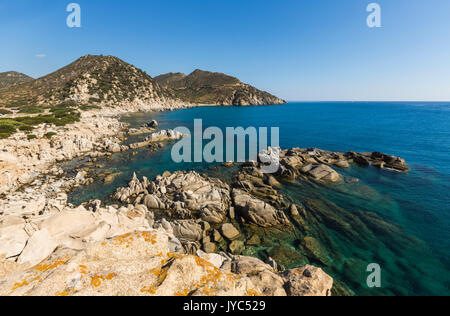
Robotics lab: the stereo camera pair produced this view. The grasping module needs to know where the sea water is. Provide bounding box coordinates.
[68,102,450,296]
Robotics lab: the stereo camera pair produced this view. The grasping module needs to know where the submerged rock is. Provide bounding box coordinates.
[268,245,309,269]
[301,237,331,266]
[229,240,245,255]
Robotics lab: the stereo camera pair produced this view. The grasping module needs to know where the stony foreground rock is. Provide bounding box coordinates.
[0,230,332,296]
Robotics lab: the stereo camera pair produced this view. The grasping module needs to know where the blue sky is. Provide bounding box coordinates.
[0,0,449,101]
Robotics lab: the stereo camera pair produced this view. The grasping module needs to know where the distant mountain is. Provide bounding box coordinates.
[0,55,172,108]
[0,55,285,109]
[155,69,286,106]
[0,71,34,89]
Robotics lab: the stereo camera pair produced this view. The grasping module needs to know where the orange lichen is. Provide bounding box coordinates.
[174,289,191,296]
[79,265,88,274]
[140,286,157,295]
[91,275,102,288]
[90,273,116,288]
[11,275,42,291]
[11,279,29,291]
[56,290,71,296]
[34,258,67,273]
[247,289,260,296]
[141,231,157,244]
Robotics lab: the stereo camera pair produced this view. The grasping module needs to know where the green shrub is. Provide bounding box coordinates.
[27,134,37,140]
[80,104,101,111]
[0,110,80,138]
[88,97,102,104]
[18,106,44,114]
[44,132,57,139]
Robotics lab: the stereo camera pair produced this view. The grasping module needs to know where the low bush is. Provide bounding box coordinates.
[44,132,57,139]
[18,106,44,114]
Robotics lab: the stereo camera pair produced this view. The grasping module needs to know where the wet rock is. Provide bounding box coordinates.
[268,245,309,269]
[103,172,121,184]
[229,240,245,255]
[146,120,158,128]
[220,223,241,240]
[301,237,331,266]
[334,160,350,168]
[289,204,299,216]
[265,175,282,189]
[246,234,261,247]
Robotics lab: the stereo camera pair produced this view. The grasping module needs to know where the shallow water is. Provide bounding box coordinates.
[68,102,450,296]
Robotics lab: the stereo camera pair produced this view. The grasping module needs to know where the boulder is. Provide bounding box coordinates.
[146,120,158,128]
[170,220,204,243]
[17,229,58,267]
[231,256,286,296]
[283,265,333,296]
[232,189,290,227]
[220,223,241,240]
[289,204,299,216]
[302,164,341,183]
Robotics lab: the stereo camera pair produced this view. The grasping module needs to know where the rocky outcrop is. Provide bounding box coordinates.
[283,265,333,296]
[274,147,409,184]
[346,151,409,172]
[0,230,333,296]
[114,171,232,225]
[0,203,154,268]
[232,189,290,228]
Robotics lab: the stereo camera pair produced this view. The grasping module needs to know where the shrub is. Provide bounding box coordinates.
[79,104,101,111]
[18,125,34,132]
[27,134,37,140]
[44,132,57,139]
[18,106,44,114]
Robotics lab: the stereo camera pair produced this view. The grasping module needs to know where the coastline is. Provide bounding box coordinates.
[0,102,414,296]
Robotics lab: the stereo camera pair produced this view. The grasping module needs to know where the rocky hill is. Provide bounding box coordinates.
[155,69,286,106]
[0,55,285,109]
[0,55,174,109]
[0,71,33,89]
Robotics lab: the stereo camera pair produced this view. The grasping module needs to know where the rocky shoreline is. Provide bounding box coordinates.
[0,107,410,296]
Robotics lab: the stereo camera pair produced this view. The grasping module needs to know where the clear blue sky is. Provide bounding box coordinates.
[1,0,449,101]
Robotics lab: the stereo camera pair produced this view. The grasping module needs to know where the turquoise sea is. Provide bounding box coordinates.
[68,102,450,296]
